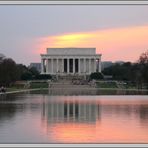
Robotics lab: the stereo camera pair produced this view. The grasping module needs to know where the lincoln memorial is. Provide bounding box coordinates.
[40,48,101,75]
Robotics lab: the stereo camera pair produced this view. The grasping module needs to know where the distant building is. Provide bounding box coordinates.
[101,61,113,70]
[29,63,41,73]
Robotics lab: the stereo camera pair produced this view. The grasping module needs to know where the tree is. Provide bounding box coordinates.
[138,50,148,88]
[35,74,52,80]
[16,64,29,80]
[16,64,39,81]
[28,67,39,80]
[90,72,104,80]
[139,50,148,64]
[102,62,133,81]
[0,58,18,86]
[29,67,39,76]
[21,71,33,80]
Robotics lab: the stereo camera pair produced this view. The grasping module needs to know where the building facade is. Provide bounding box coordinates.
[40,48,101,75]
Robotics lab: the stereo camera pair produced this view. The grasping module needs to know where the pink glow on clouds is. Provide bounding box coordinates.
[36,25,148,62]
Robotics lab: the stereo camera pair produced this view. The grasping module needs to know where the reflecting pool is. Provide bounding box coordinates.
[0,90,148,143]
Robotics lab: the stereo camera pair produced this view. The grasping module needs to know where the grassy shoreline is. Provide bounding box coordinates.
[1,80,148,95]
[48,87,148,92]
[0,88,48,95]
[5,86,148,92]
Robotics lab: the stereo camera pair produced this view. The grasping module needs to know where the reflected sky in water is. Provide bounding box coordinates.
[0,91,148,143]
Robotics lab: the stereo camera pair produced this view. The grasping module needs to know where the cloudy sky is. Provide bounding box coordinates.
[0,5,148,65]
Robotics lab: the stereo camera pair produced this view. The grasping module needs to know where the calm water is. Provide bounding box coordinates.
[0,90,148,143]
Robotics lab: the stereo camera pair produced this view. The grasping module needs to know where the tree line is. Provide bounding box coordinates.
[0,50,148,88]
[0,58,51,86]
[102,50,148,88]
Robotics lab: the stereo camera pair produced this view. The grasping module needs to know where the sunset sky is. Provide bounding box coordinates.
[0,5,148,65]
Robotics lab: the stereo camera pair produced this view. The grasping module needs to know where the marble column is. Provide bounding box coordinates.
[98,58,101,72]
[78,58,81,74]
[94,58,96,72]
[56,58,59,73]
[51,58,53,74]
[73,58,75,74]
[46,59,49,74]
[67,58,69,74]
[41,58,44,74]
[89,58,91,74]
[43,59,46,73]
[62,58,64,73]
[84,58,86,73]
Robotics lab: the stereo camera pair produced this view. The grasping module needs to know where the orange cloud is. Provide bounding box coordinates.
[37,25,148,62]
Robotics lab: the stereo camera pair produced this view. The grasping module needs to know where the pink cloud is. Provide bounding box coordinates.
[36,25,148,62]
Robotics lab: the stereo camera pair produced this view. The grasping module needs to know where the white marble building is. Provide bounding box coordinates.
[40,48,101,75]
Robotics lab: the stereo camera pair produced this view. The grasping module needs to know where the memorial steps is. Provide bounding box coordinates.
[49,75,92,89]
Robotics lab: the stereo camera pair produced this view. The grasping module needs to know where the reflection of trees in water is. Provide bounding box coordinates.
[0,93,41,125]
[0,104,17,125]
[42,100,101,124]
[0,94,16,101]
[139,105,148,124]
[0,93,30,101]
[0,94,19,124]
[102,105,132,117]
[101,104,148,125]
[0,103,24,125]
[0,103,27,124]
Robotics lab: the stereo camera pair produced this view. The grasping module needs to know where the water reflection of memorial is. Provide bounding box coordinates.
[42,97,148,124]
[41,96,148,143]
[42,99,100,123]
